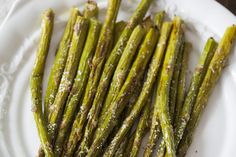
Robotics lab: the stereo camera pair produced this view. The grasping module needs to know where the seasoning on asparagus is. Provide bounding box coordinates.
[53,20,101,156]
[177,25,236,157]
[99,27,159,157]
[142,22,173,157]
[63,0,121,156]
[30,9,54,157]
[155,16,183,157]
[114,136,129,157]
[130,98,151,157]
[174,38,218,149]
[83,0,98,19]
[155,42,185,157]
[169,42,184,122]
[44,8,80,120]
[174,42,191,124]
[96,0,154,133]
[78,24,146,157]
[47,16,89,140]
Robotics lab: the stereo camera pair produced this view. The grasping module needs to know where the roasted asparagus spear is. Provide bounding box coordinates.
[177,25,236,157]
[30,9,54,157]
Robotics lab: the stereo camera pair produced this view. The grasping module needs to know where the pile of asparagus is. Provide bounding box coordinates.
[30,0,236,157]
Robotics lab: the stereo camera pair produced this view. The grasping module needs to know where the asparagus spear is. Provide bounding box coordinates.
[142,22,173,157]
[53,19,101,156]
[177,25,236,157]
[30,9,54,157]
[155,16,183,157]
[83,0,98,19]
[155,42,190,157]
[99,27,158,157]
[78,25,146,157]
[63,0,121,156]
[114,21,127,46]
[169,42,185,122]
[155,42,185,157]
[174,42,191,125]
[156,141,166,157]
[130,98,151,157]
[142,16,154,30]
[123,132,136,157]
[174,38,218,150]
[96,0,153,132]
[155,11,165,30]
[156,41,185,157]
[114,136,129,157]
[47,16,89,139]
[44,8,80,120]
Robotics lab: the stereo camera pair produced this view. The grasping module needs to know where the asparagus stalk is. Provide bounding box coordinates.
[78,25,146,157]
[155,11,165,30]
[30,9,54,157]
[156,43,187,157]
[177,25,236,157]
[114,136,129,157]
[83,0,98,19]
[130,98,151,157]
[96,0,153,132]
[174,42,191,124]
[44,8,80,120]
[63,0,121,156]
[123,132,136,157]
[169,42,185,122]
[100,18,152,124]
[47,16,89,140]
[155,16,183,157]
[155,42,185,157]
[53,19,101,156]
[99,27,158,157]
[106,77,143,151]
[114,21,127,46]
[143,22,173,157]
[174,38,218,150]
[142,16,154,30]
[156,141,166,157]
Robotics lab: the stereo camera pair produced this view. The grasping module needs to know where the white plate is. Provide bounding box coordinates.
[0,0,236,156]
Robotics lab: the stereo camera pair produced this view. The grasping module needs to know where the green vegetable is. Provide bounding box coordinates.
[155,16,183,157]
[130,98,151,157]
[44,8,80,121]
[114,21,127,46]
[143,22,173,157]
[30,9,54,157]
[83,0,98,19]
[174,42,191,125]
[174,38,218,149]
[63,0,121,156]
[97,0,154,133]
[53,19,101,156]
[154,11,165,30]
[99,27,159,157]
[177,25,236,157]
[47,16,89,141]
[78,24,146,157]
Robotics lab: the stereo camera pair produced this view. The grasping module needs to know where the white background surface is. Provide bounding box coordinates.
[0,0,236,157]
[0,0,15,24]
